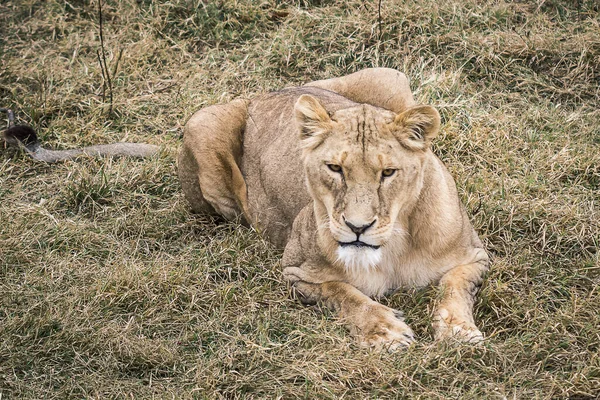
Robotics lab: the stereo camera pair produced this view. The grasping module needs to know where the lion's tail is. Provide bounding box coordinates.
[2,109,159,163]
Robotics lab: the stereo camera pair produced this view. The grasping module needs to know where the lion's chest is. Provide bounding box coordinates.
[345,244,449,298]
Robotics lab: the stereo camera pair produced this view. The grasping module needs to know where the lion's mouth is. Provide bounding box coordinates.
[338,240,380,250]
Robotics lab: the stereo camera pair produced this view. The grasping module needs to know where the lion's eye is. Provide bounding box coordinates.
[382,168,396,178]
[327,164,342,173]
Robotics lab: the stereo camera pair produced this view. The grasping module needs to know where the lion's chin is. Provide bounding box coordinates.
[336,245,382,273]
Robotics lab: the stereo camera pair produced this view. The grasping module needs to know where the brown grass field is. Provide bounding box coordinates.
[1,0,599,398]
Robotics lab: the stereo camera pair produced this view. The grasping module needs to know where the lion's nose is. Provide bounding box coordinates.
[344,219,376,235]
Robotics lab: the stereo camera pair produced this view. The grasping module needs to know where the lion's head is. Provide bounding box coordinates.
[294,94,441,271]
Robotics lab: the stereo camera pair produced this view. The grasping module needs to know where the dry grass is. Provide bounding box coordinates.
[1,0,599,398]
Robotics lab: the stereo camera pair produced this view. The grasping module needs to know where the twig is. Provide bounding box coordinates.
[111,47,124,79]
[378,0,384,51]
[96,50,107,104]
[97,0,113,115]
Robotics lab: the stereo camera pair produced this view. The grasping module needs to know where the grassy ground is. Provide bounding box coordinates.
[1,0,599,398]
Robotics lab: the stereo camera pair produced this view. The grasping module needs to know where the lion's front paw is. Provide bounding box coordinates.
[357,305,415,352]
[432,308,484,344]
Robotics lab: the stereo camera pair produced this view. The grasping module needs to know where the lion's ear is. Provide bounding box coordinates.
[392,105,440,150]
[294,94,332,149]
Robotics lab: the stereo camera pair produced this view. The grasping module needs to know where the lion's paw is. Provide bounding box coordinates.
[433,308,484,344]
[358,305,415,352]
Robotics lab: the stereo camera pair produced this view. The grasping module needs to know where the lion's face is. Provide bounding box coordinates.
[294,95,440,270]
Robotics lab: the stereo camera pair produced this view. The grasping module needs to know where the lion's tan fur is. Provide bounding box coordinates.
[179,68,489,348]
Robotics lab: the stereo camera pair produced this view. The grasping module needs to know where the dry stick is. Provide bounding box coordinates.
[377,0,384,52]
[96,50,107,104]
[111,47,124,79]
[97,0,113,115]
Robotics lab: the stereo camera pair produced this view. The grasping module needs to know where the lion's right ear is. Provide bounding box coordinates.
[294,94,332,150]
[391,105,440,151]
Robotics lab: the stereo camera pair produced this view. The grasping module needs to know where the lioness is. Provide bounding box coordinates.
[179,68,489,350]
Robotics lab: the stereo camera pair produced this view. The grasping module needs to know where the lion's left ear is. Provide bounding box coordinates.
[391,105,440,151]
[294,94,333,150]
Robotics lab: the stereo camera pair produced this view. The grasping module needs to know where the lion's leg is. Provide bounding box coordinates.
[281,206,414,350]
[432,259,489,343]
[283,267,415,351]
[178,98,250,222]
[304,68,415,113]
[177,145,217,216]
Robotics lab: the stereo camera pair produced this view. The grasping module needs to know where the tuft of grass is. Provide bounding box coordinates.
[1,0,599,398]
